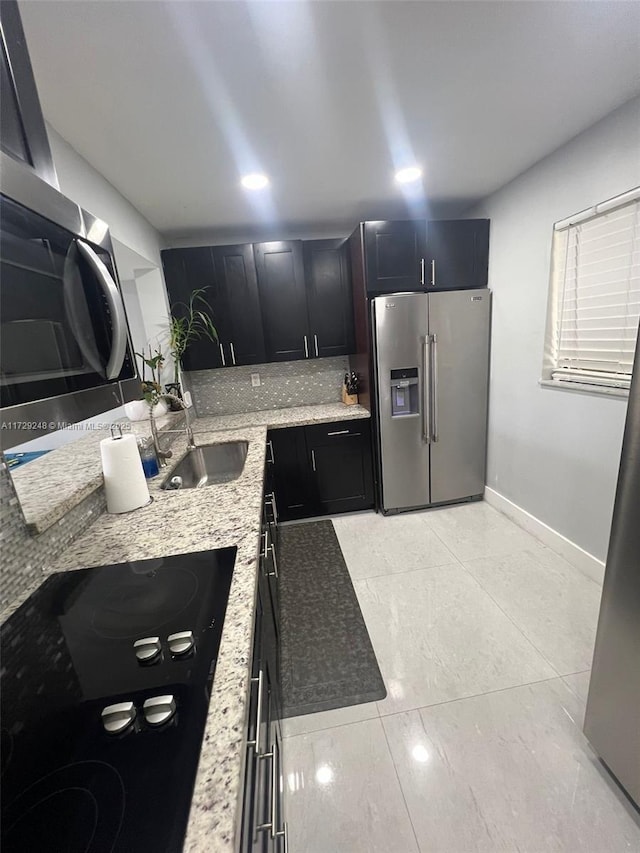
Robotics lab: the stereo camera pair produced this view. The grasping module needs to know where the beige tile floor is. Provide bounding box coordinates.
[283,503,640,853]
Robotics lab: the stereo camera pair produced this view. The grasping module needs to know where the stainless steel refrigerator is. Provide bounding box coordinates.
[371,289,491,513]
[584,325,640,807]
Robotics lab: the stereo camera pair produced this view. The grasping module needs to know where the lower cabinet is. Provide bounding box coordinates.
[267,419,375,522]
[240,489,287,853]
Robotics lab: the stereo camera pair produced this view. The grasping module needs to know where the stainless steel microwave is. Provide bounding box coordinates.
[0,152,140,449]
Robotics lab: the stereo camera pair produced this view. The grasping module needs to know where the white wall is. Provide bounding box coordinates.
[46,123,165,266]
[470,96,640,564]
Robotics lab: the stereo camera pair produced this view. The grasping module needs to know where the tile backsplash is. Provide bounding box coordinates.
[185,356,349,416]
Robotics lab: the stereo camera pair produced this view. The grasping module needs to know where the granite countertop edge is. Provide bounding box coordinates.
[2,402,371,852]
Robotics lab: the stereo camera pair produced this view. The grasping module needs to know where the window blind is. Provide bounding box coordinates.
[550,191,640,390]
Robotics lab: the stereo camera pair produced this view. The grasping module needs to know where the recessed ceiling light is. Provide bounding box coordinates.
[241,173,269,190]
[395,166,423,184]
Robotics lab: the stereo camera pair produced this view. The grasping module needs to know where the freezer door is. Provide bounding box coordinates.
[373,293,430,511]
[428,289,490,504]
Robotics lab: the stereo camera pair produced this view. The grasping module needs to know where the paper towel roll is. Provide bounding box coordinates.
[100,433,151,514]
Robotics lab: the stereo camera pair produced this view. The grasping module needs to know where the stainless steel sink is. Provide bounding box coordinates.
[161,441,249,490]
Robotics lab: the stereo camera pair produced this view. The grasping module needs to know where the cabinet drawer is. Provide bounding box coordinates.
[304,418,367,444]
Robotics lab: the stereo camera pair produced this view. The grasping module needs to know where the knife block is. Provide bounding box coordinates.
[342,386,358,406]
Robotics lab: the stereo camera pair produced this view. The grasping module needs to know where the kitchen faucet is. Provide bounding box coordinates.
[150,394,196,466]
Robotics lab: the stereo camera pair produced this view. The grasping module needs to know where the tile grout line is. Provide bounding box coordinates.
[379,717,424,853]
[375,672,577,720]
[347,559,462,584]
[283,667,592,739]
[443,551,573,680]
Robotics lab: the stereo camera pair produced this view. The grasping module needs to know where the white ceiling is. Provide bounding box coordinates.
[19,1,640,243]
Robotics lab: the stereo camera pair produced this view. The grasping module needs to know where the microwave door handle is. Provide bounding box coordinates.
[63,243,104,375]
[76,241,128,380]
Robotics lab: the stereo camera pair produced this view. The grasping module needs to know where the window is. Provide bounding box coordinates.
[543,187,640,393]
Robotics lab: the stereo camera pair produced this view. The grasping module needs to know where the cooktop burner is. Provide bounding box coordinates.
[90,566,199,639]
[3,761,125,853]
[0,547,236,853]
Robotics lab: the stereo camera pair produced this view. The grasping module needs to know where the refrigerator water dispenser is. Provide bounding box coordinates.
[390,368,419,416]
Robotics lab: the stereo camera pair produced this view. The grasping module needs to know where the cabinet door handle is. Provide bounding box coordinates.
[262,528,269,560]
[219,343,226,366]
[327,429,349,436]
[420,257,425,286]
[313,334,319,357]
[311,449,316,471]
[303,335,309,358]
[431,259,436,287]
[267,543,278,579]
[268,491,279,526]
[267,440,275,464]
[247,669,263,754]
[230,342,236,365]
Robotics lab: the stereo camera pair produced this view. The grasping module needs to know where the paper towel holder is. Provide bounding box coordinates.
[110,424,124,440]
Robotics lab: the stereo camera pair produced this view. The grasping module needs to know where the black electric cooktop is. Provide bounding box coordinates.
[0,547,236,853]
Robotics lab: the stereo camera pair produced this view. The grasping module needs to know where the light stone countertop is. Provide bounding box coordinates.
[10,403,369,536]
[9,410,185,535]
[7,402,371,852]
[192,401,370,433]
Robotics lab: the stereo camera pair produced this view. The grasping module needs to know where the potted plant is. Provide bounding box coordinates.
[125,346,170,421]
[166,288,218,401]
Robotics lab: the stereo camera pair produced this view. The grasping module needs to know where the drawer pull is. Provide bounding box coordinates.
[246,669,264,755]
[257,735,279,838]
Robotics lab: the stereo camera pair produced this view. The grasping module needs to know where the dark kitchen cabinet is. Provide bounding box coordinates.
[267,426,313,521]
[212,243,266,365]
[0,1,57,187]
[162,247,224,371]
[426,219,490,291]
[306,420,374,515]
[303,238,354,358]
[241,489,285,853]
[267,419,375,522]
[364,220,427,293]
[162,244,265,370]
[254,241,309,362]
[361,218,489,294]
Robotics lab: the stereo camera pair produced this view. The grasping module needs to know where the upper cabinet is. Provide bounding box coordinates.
[254,240,308,362]
[163,219,487,372]
[425,219,490,291]
[362,218,489,295]
[303,239,354,359]
[162,244,265,370]
[0,0,57,187]
[364,220,427,294]
[254,238,356,362]
[162,247,224,371]
[212,243,265,366]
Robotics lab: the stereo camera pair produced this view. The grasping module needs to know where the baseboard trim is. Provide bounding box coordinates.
[484,487,605,585]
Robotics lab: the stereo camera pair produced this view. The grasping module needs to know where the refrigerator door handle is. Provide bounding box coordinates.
[431,334,439,442]
[422,335,432,444]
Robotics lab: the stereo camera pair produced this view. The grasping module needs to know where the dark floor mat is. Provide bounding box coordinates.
[278,520,386,718]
